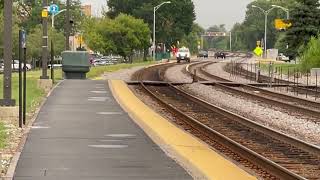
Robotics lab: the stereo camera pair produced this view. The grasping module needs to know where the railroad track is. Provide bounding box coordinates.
[187,62,320,120]
[224,62,320,98]
[139,83,320,179]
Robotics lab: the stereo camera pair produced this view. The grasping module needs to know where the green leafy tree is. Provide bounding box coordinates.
[21,0,83,34]
[106,0,195,46]
[112,14,151,62]
[0,0,3,10]
[26,25,65,61]
[205,24,229,50]
[230,0,296,51]
[300,36,320,71]
[180,23,204,54]
[83,14,151,62]
[26,25,42,60]
[282,0,320,58]
[82,17,116,54]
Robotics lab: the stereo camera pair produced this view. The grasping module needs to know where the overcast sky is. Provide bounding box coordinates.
[81,0,253,30]
[193,0,253,30]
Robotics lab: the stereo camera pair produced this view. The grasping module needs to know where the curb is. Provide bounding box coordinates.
[3,80,64,180]
[108,80,256,180]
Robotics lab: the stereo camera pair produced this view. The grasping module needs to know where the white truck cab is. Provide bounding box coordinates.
[176,47,191,63]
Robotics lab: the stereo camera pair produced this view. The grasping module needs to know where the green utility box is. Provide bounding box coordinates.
[62,51,90,79]
[155,52,171,61]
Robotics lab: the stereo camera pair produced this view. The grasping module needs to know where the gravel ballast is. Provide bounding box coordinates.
[163,59,320,146]
[181,83,320,146]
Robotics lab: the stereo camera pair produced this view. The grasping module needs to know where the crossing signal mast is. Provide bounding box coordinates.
[201,31,232,52]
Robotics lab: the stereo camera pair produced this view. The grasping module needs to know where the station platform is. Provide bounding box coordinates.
[13,79,256,180]
[13,80,192,180]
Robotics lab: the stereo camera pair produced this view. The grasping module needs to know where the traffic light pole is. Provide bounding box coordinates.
[65,0,70,50]
[0,0,15,106]
[41,0,49,79]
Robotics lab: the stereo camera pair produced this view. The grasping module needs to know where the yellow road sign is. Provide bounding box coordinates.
[254,47,263,56]
[41,9,48,18]
[275,19,292,30]
[256,41,261,47]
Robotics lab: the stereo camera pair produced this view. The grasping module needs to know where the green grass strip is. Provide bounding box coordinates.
[0,122,7,149]
[87,61,156,79]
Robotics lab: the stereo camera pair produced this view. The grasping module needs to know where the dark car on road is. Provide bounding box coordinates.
[214,52,226,59]
[197,50,208,58]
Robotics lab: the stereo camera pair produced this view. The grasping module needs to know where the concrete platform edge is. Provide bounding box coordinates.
[108,80,257,180]
[4,80,64,180]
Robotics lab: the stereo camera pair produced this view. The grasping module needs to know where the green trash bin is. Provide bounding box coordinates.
[62,51,90,79]
[155,53,162,61]
[163,52,171,59]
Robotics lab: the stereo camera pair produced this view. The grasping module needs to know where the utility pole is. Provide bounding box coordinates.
[65,0,70,50]
[41,0,49,79]
[0,0,15,106]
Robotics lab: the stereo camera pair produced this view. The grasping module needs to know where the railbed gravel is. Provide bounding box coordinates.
[180,83,320,146]
[164,60,320,147]
[164,63,193,83]
[102,66,145,81]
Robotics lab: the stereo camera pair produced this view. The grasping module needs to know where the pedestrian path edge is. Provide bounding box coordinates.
[108,80,257,180]
[4,80,64,180]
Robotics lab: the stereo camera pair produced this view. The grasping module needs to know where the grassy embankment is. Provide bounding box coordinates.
[0,61,155,148]
[87,61,156,79]
[259,63,300,75]
[0,122,6,149]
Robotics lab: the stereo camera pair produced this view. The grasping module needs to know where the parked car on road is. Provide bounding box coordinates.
[0,59,4,69]
[176,47,191,63]
[12,60,32,70]
[197,50,209,58]
[276,53,290,62]
[214,52,226,59]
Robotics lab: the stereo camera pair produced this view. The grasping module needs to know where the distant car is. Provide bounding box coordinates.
[0,59,3,70]
[48,64,62,69]
[276,53,290,62]
[11,60,32,70]
[214,52,226,59]
[176,47,191,63]
[197,50,208,58]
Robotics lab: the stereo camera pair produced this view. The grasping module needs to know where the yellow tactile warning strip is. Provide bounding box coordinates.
[109,80,257,180]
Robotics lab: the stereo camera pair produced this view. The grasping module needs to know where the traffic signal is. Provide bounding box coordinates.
[275,19,292,31]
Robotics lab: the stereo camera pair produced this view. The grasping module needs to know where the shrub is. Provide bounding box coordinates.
[299,36,320,72]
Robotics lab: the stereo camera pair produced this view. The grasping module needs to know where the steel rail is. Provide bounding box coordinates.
[187,62,320,119]
[228,62,320,97]
[140,82,319,179]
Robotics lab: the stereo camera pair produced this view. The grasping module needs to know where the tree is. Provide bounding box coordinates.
[82,17,116,55]
[180,23,204,53]
[205,24,228,50]
[299,36,320,71]
[282,0,320,58]
[26,25,65,62]
[230,0,296,51]
[106,0,195,46]
[83,14,151,62]
[21,0,83,34]
[26,25,42,60]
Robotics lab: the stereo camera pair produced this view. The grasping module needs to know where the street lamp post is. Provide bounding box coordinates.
[51,9,66,83]
[0,0,15,106]
[251,5,277,58]
[52,9,66,28]
[153,1,171,61]
[271,5,289,19]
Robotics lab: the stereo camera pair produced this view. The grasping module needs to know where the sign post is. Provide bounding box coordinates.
[22,31,27,125]
[0,0,15,106]
[18,30,26,127]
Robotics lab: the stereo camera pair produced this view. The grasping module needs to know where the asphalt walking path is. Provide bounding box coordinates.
[13,80,192,180]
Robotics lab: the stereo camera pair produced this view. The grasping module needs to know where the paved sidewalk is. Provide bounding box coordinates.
[14,80,192,180]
